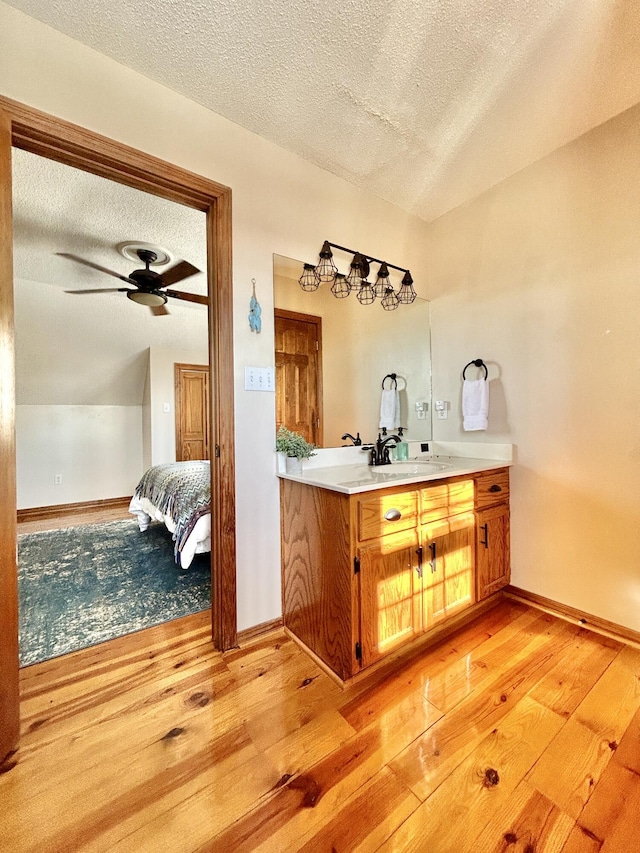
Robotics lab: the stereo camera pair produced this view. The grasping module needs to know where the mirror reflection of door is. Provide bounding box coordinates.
[175,363,210,461]
[274,309,323,446]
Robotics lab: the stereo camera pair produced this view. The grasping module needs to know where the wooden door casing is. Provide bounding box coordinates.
[0,108,19,766]
[175,363,210,461]
[274,309,322,446]
[0,96,237,763]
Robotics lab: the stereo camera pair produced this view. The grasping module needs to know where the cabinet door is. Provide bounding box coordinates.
[358,529,421,668]
[476,503,510,600]
[422,512,475,629]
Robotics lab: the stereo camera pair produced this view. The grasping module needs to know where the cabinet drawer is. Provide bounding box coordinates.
[420,479,474,524]
[475,470,510,509]
[357,491,418,541]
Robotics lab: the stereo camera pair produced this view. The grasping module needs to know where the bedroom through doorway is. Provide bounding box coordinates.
[13,147,212,666]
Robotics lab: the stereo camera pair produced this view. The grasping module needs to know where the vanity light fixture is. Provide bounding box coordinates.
[299,241,417,308]
[373,262,390,299]
[397,271,417,304]
[381,285,400,311]
[331,272,350,298]
[356,279,376,305]
[299,263,320,291]
[315,241,338,282]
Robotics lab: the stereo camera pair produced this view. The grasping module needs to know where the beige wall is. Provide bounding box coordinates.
[426,103,640,630]
[16,404,143,507]
[1,3,428,631]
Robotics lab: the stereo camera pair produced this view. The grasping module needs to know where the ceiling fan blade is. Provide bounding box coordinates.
[57,252,136,285]
[65,287,131,294]
[164,289,208,305]
[158,260,200,287]
[150,304,170,317]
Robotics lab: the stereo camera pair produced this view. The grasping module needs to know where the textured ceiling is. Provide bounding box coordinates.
[13,148,208,406]
[5,0,640,221]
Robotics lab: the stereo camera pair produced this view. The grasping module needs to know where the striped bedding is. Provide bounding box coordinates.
[128,461,211,568]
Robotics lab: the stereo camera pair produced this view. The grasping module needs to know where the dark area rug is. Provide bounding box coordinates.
[18,518,211,666]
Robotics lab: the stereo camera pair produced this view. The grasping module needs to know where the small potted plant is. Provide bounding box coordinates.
[276,425,317,474]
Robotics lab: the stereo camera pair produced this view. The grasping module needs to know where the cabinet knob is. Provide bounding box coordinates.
[488,484,502,493]
[384,508,402,522]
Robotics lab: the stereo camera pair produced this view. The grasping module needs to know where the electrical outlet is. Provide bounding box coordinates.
[54,474,63,485]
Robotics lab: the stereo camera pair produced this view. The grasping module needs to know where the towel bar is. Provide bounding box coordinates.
[462,359,488,380]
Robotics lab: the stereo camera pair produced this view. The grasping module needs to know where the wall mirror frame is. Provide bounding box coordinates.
[273,253,433,449]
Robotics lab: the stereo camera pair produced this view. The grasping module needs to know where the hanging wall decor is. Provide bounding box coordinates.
[248,278,262,333]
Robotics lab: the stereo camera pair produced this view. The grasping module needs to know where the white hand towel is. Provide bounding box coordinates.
[379,389,400,430]
[463,379,489,431]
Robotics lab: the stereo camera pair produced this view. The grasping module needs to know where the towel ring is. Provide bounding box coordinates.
[382,373,398,389]
[462,359,488,380]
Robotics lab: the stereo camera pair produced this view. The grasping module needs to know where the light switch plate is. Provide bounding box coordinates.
[245,366,275,391]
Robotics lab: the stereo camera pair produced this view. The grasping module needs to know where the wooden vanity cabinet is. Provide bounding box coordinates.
[475,470,510,600]
[281,467,510,682]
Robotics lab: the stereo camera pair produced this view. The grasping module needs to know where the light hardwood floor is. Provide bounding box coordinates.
[1,598,639,852]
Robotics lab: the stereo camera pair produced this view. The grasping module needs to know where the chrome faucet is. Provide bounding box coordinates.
[370,433,400,466]
[341,432,362,446]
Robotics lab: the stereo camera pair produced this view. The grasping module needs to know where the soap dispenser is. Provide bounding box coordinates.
[394,427,409,461]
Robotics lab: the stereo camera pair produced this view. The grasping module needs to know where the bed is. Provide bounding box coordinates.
[128,461,211,569]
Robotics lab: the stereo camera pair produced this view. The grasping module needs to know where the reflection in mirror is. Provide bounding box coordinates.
[273,254,432,448]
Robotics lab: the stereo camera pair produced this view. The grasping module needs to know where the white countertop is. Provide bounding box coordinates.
[277,455,512,495]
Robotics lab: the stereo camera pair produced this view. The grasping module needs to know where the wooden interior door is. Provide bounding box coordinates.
[275,309,322,446]
[175,363,210,461]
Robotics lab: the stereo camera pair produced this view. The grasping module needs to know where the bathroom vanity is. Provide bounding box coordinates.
[279,456,510,683]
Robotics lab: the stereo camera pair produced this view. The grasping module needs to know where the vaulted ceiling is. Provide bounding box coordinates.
[5,0,640,221]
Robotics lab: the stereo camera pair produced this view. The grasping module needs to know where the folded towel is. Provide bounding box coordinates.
[463,378,489,431]
[379,388,400,430]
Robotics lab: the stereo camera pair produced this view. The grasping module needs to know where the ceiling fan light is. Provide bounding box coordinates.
[127,290,167,307]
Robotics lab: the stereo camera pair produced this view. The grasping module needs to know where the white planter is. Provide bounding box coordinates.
[285,456,303,475]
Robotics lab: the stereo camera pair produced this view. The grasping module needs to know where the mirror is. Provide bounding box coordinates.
[273,254,432,448]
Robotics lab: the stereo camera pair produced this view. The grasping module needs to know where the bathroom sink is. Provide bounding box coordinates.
[335,459,452,487]
[386,461,452,474]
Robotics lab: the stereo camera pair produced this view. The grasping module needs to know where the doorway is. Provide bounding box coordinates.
[0,97,236,764]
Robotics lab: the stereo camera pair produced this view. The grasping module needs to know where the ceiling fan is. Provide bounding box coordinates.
[58,248,207,316]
